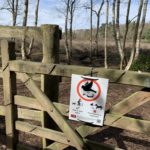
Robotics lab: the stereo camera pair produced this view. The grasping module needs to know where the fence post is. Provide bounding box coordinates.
[41,24,60,148]
[1,40,18,150]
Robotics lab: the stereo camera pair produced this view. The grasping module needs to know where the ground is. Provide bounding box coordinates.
[0,40,150,150]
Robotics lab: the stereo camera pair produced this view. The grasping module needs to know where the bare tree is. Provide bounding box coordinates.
[13,0,19,26]
[57,0,78,64]
[21,0,29,60]
[122,0,131,65]
[90,0,93,62]
[69,0,75,56]
[116,0,124,69]
[125,0,144,71]
[22,0,28,26]
[65,0,70,64]
[104,0,109,69]
[0,0,19,26]
[135,0,148,59]
[93,0,104,56]
[69,0,78,56]
[35,0,40,26]
[112,0,118,52]
[112,0,124,69]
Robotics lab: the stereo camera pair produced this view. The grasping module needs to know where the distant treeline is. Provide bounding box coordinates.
[63,23,150,41]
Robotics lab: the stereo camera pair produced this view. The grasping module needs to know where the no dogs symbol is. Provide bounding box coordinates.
[77,78,101,101]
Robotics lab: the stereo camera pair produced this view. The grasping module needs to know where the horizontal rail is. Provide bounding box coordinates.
[0,105,42,121]
[16,121,74,147]
[15,95,68,114]
[17,107,42,121]
[10,60,150,87]
[14,95,150,136]
[16,121,122,150]
[0,26,42,41]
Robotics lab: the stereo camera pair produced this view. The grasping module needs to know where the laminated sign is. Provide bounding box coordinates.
[69,74,109,126]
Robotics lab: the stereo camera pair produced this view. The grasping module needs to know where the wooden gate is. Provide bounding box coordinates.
[0,25,150,150]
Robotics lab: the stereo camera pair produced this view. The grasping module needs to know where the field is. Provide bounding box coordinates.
[0,39,150,150]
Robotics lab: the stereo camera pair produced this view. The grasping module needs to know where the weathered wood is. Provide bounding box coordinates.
[15,121,74,147]
[48,138,123,150]
[47,140,123,150]
[15,95,68,114]
[0,105,5,116]
[46,142,69,150]
[0,104,42,121]
[0,26,42,41]
[0,68,2,78]
[18,73,86,150]
[1,40,18,150]
[84,139,123,150]
[78,113,150,137]
[15,95,43,110]
[16,121,123,150]
[17,108,42,121]
[9,60,150,87]
[110,91,150,115]
[17,105,150,135]
[105,113,150,135]
[77,91,150,137]
[41,24,60,148]
[14,95,150,135]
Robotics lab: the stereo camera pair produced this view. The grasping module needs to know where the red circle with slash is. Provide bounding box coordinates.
[77,79,101,101]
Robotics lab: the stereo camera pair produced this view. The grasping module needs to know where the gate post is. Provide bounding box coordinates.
[41,24,60,148]
[1,40,18,150]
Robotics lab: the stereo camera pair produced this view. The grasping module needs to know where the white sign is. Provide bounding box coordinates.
[69,74,109,126]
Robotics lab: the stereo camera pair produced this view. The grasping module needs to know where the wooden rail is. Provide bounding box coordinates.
[9,60,150,87]
[0,25,42,41]
[0,94,150,137]
[14,95,150,136]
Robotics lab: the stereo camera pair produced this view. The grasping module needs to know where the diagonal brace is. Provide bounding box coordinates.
[18,73,88,150]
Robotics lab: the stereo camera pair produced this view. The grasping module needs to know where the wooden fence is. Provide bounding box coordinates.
[0,25,150,150]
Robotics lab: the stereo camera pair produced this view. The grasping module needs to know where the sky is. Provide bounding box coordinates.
[0,0,150,31]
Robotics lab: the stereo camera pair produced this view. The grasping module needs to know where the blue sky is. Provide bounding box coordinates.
[0,0,150,30]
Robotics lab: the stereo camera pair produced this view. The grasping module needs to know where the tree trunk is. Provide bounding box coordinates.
[116,0,124,70]
[12,0,15,26]
[122,0,131,65]
[90,0,93,62]
[21,36,26,60]
[95,0,104,56]
[112,0,118,50]
[95,13,100,56]
[69,0,75,57]
[12,0,18,26]
[21,0,29,60]
[35,0,40,26]
[104,0,109,69]
[135,0,148,59]
[125,0,143,71]
[65,0,70,64]
[22,0,29,26]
